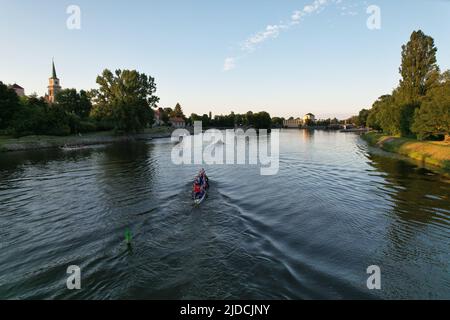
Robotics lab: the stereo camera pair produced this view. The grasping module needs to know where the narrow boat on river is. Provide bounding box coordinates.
[192,169,209,205]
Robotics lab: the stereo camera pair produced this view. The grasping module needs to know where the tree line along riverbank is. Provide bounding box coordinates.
[362,132,450,172]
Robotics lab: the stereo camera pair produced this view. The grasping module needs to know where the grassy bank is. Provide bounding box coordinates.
[0,127,174,153]
[362,132,450,171]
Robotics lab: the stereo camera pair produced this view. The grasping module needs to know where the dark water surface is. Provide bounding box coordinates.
[0,130,449,299]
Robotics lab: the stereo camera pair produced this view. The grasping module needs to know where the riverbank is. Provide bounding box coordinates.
[0,127,175,153]
[362,132,450,171]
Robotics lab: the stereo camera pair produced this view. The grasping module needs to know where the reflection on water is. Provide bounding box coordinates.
[302,129,314,140]
[366,153,450,298]
[0,130,449,299]
[369,153,449,227]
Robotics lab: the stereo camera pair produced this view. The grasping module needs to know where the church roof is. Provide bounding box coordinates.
[52,60,58,79]
[10,83,24,89]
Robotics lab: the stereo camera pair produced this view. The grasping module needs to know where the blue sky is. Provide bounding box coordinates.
[1,0,449,119]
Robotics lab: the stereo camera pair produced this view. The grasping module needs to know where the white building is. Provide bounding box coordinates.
[303,113,316,123]
[283,118,303,128]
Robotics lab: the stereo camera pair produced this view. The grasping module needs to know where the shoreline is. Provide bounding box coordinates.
[0,128,176,153]
[362,132,450,172]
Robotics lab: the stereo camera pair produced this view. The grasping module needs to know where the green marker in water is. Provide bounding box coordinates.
[125,229,132,245]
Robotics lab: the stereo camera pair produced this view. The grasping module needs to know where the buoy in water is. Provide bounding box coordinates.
[125,229,132,245]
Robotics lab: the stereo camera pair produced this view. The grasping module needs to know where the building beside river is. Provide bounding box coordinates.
[303,113,316,123]
[283,118,303,128]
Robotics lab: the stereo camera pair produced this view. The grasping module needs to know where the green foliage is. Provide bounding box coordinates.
[162,108,172,124]
[347,115,359,126]
[316,119,333,127]
[412,80,450,140]
[271,117,284,128]
[366,30,446,139]
[171,103,185,118]
[92,69,159,133]
[357,109,369,127]
[210,111,272,129]
[11,97,73,136]
[0,91,98,137]
[0,82,20,129]
[399,30,439,102]
[188,113,212,127]
[56,89,92,118]
[188,113,201,126]
[252,111,271,129]
[201,114,211,127]
[1,69,159,137]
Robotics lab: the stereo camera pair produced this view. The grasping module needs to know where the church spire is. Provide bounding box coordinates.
[47,58,61,104]
[52,59,57,79]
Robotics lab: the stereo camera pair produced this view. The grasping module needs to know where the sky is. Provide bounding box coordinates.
[1,0,450,119]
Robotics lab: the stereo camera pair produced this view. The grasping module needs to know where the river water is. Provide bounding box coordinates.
[0,130,449,299]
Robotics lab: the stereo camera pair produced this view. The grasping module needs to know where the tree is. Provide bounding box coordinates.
[399,30,439,103]
[347,116,359,126]
[0,82,20,130]
[201,114,210,127]
[11,96,75,137]
[271,117,284,128]
[171,103,185,118]
[245,111,254,126]
[56,89,92,119]
[92,69,159,132]
[253,111,271,129]
[357,109,370,127]
[367,94,396,133]
[412,76,450,140]
[189,113,202,126]
[161,107,172,124]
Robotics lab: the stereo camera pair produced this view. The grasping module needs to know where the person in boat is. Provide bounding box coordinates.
[193,182,202,199]
[200,169,209,189]
[193,169,209,200]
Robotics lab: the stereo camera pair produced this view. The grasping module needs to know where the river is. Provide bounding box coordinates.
[0,130,449,299]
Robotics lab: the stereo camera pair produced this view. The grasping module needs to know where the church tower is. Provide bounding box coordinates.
[47,59,61,103]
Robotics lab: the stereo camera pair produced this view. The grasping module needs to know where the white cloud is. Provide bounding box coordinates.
[223,0,338,71]
[223,57,236,71]
[242,24,287,52]
[291,10,305,23]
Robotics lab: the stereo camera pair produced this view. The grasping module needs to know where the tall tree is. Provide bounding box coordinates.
[92,69,159,132]
[399,30,439,102]
[171,103,185,118]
